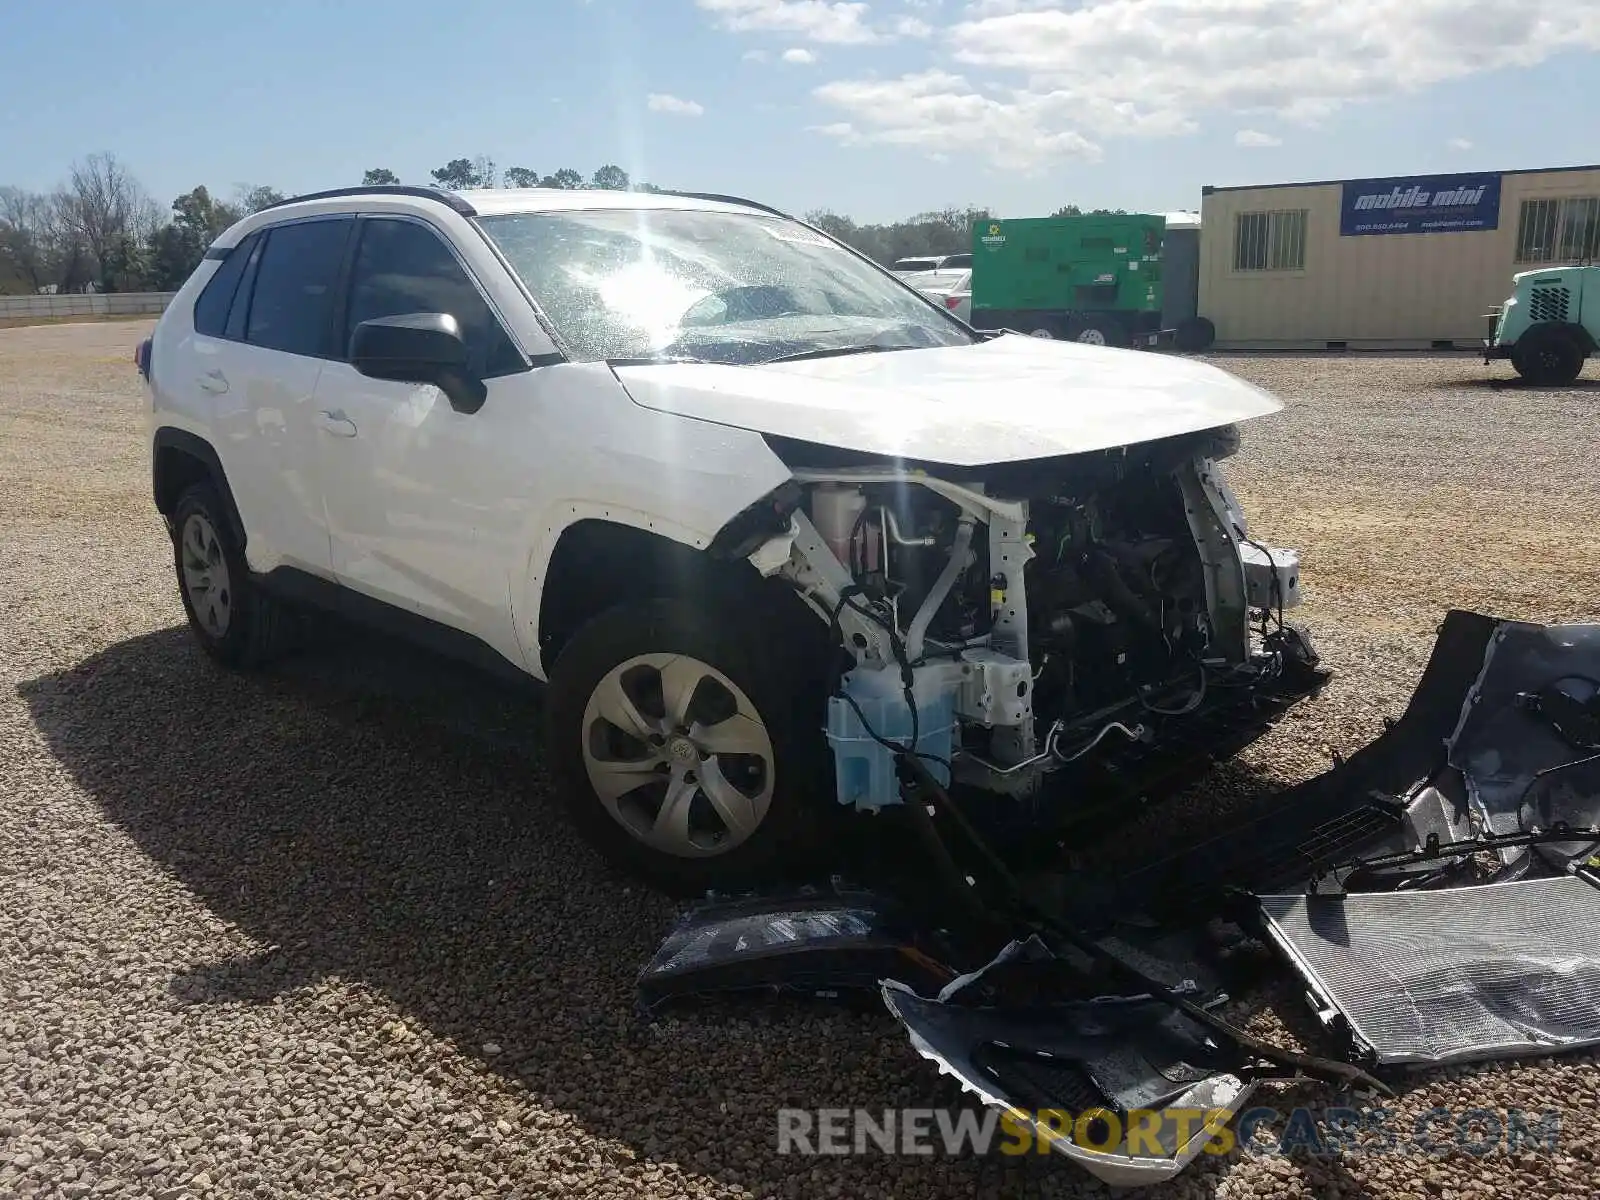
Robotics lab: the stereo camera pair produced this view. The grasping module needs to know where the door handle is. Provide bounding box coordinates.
[316,409,358,438]
[197,369,229,394]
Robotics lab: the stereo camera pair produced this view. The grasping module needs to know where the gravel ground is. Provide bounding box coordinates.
[2,320,1598,1200]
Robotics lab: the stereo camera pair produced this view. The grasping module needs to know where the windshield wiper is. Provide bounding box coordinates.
[764,343,917,364]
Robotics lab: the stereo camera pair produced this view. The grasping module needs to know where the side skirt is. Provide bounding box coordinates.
[254,567,540,691]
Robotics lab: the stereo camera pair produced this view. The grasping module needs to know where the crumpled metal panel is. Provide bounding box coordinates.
[1260,876,1600,1066]
[1446,620,1600,836]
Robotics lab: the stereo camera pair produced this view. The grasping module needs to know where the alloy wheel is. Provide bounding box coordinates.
[581,653,776,858]
[180,513,232,638]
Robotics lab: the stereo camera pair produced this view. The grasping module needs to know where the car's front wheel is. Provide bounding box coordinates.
[544,598,825,895]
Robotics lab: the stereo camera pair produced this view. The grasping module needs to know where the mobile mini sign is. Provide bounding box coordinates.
[1339,172,1503,236]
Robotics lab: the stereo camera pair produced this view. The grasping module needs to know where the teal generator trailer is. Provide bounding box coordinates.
[1483,264,1598,385]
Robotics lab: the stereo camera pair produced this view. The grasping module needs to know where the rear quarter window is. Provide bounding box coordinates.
[191,233,257,337]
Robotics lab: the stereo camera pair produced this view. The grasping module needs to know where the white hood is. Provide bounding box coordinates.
[613,334,1280,466]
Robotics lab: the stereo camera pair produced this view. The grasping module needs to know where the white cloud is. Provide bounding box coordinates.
[782,46,818,62]
[962,0,1062,13]
[812,70,1100,171]
[647,92,706,116]
[696,0,880,44]
[894,15,935,36]
[949,1,1600,134]
[804,0,1600,169]
[1448,136,1475,150]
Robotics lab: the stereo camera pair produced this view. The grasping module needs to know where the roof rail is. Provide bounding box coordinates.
[258,185,478,217]
[655,190,790,219]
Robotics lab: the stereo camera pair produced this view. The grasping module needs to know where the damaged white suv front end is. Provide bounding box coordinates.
[485,196,1327,893]
[613,332,1314,820]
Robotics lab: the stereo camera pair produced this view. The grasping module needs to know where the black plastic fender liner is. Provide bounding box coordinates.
[1445,620,1600,836]
[151,426,250,550]
[1049,609,1503,932]
[635,886,962,1014]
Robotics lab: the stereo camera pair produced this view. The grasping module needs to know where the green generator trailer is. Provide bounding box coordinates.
[968,213,1215,350]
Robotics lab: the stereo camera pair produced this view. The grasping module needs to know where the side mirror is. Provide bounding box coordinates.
[349,312,487,414]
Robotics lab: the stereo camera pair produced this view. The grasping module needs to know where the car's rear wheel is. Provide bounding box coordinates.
[545,598,825,895]
[171,483,286,668]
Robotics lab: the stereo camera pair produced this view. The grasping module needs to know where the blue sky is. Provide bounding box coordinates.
[3,0,1597,224]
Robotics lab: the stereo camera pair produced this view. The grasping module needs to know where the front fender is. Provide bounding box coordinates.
[508,363,794,679]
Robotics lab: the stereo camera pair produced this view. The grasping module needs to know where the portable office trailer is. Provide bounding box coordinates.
[1198,165,1600,349]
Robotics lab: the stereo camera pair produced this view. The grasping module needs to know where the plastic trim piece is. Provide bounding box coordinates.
[654,190,790,219]
[256,185,478,218]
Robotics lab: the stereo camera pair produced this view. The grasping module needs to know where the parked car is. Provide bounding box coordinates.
[892,252,972,276]
[138,184,1317,895]
[915,268,972,323]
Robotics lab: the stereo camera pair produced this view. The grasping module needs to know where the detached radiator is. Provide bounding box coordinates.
[1259,875,1600,1066]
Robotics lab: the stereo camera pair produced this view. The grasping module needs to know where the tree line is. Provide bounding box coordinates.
[802,205,1129,265]
[0,151,1129,296]
[0,154,667,296]
[0,154,287,296]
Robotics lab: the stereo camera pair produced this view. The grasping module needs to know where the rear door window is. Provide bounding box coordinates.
[243,218,353,357]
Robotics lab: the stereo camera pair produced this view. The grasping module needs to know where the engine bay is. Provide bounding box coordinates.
[766,425,1312,808]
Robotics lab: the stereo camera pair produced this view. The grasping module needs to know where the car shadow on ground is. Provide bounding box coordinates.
[19,622,1324,1197]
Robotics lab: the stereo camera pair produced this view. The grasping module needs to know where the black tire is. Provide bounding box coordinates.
[171,483,287,668]
[544,598,828,896]
[1023,320,1061,340]
[1512,325,1585,386]
[1064,315,1126,348]
[1174,316,1217,353]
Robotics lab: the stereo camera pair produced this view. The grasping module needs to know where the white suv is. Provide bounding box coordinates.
[140,184,1319,895]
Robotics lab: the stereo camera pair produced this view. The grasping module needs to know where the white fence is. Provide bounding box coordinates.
[0,292,176,321]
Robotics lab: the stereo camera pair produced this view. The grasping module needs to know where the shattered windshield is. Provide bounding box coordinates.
[476,207,974,365]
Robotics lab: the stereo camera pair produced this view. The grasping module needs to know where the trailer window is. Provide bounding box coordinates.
[1233,210,1306,272]
[1515,197,1600,265]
